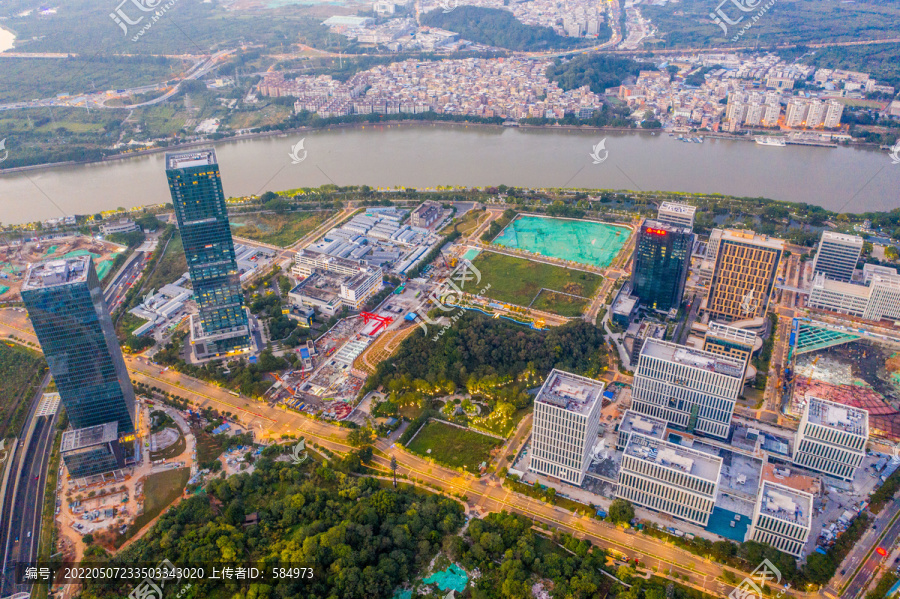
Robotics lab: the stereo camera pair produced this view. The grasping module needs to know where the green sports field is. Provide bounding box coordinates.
[470,251,602,317]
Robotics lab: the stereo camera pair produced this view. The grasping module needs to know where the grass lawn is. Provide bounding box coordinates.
[143,231,187,293]
[471,251,601,316]
[230,210,336,247]
[195,429,225,465]
[0,342,48,439]
[531,289,590,318]
[406,420,501,473]
[472,406,531,438]
[115,467,190,547]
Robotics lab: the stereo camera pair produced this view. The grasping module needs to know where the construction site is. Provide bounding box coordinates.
[789,339,900,440]
[0,235,124,300]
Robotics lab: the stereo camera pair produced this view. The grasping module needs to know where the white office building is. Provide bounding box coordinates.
[617,433,722,527]
[616,409,667,450]
[811,231,863,283]
[748,480,813,557]
[632,339,744,439]
[530,369,605,485]
[808,269,900,323]
[793,396,867,481]
[100,218,139,235]
[657,202,697,230]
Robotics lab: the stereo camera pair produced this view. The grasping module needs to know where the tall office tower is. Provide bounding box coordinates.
[631,220,693,312]
[165,149,252,359]
[792,397,867,481]
[748,480,813,557]
[617,433,722,527]
[656,202,697,230]
[811,231,863,283]
[705,230,784,321]
[632,338,744,439]
[21,256,136,435]
[702,322,759,380]
[529,369,604,485]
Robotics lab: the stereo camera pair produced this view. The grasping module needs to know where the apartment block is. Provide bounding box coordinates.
[811,231,863,282]
[656,202,697,230]
[748,480,813,557]
[617,433,722,527]
[793,397,867,481]
[705,230,784,321]
[530,369,605,485]
[632,339,744,439]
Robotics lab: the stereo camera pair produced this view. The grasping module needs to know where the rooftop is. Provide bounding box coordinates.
[619,409,667,440]
[624,432,722,483]
[641,219,692,236]
[61,422,118,453]
[658,202,697,216]
[720,229,785,251]
[641,338,745,378]
[707,322,759,346]
[821,230,864,246]
[535,369,604,417]
[22,256,91,291]
[166,148,218,170]
[758,480,813,526]
[806,396,868,437]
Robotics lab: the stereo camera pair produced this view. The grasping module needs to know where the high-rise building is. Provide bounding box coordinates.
[705,230,784,321]
[657,202,697,230]
[748,480,813,557]
[617,433,722,527]
[165,149,252,359]
[529,369,605,485]
[22,256,136,435]
[811,231,863,283]
[824,100,844,128]
[703,322,759,380]
[792,397,867,481]
[632,338,744,439]
[631,220,693,312]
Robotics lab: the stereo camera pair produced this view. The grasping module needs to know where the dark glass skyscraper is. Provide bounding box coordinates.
[21,256,136,435]
[631,219,693,312]
[165,149,251,358]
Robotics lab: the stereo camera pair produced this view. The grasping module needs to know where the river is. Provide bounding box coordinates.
[1,124,898,224]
